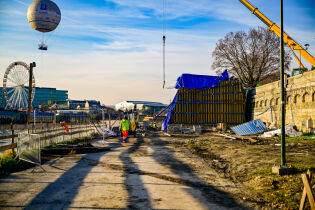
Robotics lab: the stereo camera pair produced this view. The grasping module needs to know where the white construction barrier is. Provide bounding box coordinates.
[17,133,41,165]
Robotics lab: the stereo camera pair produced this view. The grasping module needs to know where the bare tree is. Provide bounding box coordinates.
[212,27,292,89]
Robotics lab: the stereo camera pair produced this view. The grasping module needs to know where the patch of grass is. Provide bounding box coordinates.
[281,134,315,143]
[245,166,315,209]
[45,136,92,148]
[247,168,275,179]
[183,136,314,209]
[0,150,18,177]
[292,163,315,173]
[62,136,91,145]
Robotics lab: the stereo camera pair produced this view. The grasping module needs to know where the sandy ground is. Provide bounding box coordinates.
[0,135,263,210]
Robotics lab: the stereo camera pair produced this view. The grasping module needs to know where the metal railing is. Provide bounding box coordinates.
[0,123,95,152]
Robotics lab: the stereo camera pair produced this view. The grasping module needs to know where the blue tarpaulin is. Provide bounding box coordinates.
[175,70,229,89]
[162,70,229,132]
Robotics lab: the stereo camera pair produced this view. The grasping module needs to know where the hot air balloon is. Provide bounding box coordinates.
[27,0,61,50]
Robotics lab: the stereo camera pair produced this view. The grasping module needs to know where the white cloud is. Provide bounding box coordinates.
[0,0,314,105]
[11,0,28,6]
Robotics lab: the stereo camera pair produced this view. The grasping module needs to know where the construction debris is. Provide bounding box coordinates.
[213,132,258,143]
[217,133,237,140]
[260,124,302,138]
[231,119,268,136]
[97,126,117,137]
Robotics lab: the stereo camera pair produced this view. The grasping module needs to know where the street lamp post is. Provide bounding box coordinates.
[272,0,295,175]
[101,109,105,143]
[279,0,286,168]
[27,62,36,126]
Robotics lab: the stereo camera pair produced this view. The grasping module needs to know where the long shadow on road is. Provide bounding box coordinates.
[118,137,152,209]
[2,138,151,210]
[22,149,113,209]
[149,137,247,209]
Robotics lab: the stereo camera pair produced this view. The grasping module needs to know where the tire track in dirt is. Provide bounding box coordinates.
[83,137,249,209]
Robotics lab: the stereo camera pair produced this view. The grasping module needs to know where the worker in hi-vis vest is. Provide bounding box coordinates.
[130,121,137,137]
[120,116,131,143]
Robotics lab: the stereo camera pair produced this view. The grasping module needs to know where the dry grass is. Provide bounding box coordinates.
[181,134,315,209]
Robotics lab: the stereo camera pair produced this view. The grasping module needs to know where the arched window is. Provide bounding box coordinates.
[302,92,310,103]
[294,94,301,104]
[270,98,274,106]
[287,96,291,103]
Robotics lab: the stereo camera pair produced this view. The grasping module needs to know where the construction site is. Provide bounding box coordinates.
[0,0,315,209]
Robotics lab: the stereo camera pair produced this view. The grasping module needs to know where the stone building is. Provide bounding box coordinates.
[253,70,315,131]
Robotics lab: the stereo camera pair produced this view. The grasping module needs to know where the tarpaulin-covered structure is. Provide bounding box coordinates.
[162,70,246,131]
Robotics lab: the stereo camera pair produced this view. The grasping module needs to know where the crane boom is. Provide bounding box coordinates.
[239,0,315,68]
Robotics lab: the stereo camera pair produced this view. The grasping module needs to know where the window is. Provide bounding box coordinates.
[302,93,310,103]
[294,94,301,104]
[40,3,47,10]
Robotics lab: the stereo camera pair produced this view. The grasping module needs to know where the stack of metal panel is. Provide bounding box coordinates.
[170,80,245,126]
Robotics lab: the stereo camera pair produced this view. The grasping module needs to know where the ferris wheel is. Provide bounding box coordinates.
[2,62,35,110]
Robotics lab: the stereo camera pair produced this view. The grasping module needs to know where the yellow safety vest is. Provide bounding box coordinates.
[120,119,130,131]
[131,122,136,131]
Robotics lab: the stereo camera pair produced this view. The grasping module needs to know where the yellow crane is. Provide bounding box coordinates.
[239,0,315,76]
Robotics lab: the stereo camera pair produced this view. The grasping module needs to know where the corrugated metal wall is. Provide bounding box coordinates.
[170,80,245,126]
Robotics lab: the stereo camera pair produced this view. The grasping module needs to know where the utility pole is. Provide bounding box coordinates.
[27,62,36,125]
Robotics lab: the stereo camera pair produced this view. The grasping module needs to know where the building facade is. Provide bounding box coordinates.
[68,100,101,114]
[68,100,86,110]
[33,87,68,108]
[253,70,315,131]
[0,87,68,109]
[115,101,167,115]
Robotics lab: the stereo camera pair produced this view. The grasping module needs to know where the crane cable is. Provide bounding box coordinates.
[162,0,166,89]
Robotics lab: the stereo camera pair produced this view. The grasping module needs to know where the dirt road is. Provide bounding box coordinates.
[0,135,261,209]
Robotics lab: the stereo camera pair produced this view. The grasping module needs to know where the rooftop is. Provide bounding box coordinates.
[125,101,167,106]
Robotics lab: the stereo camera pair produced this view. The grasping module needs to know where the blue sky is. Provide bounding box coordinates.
[0,0,314,105]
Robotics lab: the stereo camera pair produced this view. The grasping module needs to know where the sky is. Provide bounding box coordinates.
[0,0,314,105]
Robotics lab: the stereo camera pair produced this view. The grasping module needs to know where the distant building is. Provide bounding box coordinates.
[68,100,86,110]
[0,87,68,109]
[33,87,68,108]
[68,99,101,114]
[85,100,101,114]
[115,101,167,115]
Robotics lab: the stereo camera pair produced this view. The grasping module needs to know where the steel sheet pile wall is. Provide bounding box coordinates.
[171,80,245,126]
